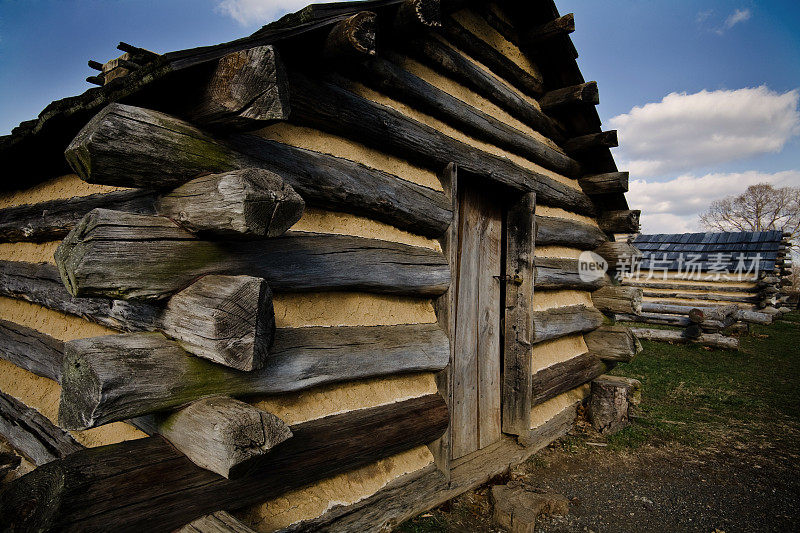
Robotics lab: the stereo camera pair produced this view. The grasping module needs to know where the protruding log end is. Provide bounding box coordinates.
[65,103,238,188]
[324,11,377,59]
[563,130,618,154]
[598,210,641,235]
[162,275,276,372]
[524,13,575,45]
[156,168,305,238]
[58,339,104,431]
[86,75,104,86]
[394,0,442,31]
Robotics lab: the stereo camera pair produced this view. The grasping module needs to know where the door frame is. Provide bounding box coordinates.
[430,164,536,475]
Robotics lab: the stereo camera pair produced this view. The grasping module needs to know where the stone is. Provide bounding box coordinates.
[588,375,642,434]
[491,482,569,533]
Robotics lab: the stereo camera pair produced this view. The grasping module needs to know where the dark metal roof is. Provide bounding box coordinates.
[634,231,786,273]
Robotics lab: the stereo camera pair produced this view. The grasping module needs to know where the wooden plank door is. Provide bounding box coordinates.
[451,183,502,459]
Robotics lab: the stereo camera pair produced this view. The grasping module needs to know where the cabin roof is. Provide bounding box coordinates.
[634,231,787,273]
[0,0,626,212]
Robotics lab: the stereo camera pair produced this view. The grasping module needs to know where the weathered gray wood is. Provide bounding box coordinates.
[640,301,716,316]
[0,391,83,466]
[630,327,739,350]
[523,13,575,45]
[502,192,535,438]
[539,81,598,112]
[625,280,761,294]
[352,53,576,175]
[133,397,292,479]
[563,131,618,154]
[182,45,290,130]
[593,241,641,270]
[584,326,642,363]
[535,257,610,291]
[597,210,641,234]
[324,11,377,58]
[441,15,543,96]
[535,215,607,250]
[177,512,257,533]
[614,312,691,328]
[65,104,452,238]
[592,285,642,315]
[59,324,450,430]
[531,352,607,406]
[161,275,275,371]
[156,169,305,238]
[0,189,157,243]
[531,305,604,344]
[288,72,596,215]
[578,172,629,195]
[737,309,772,325]
[640,290,761,304]
[55,209,450,301]
[0,395,448,532]
[0,320,64,383]
[404,36,557,138]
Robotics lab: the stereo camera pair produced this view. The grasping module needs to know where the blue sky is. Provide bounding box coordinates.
[1,0,798,233]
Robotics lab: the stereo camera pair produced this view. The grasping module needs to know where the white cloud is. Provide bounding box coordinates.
[723,8,751,30]
[611,87,800,178]
[628,170,800,234]
[216,0,329,26]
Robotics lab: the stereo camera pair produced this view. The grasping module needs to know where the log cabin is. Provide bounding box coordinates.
[617,230,793,349]
[0,1,641,530]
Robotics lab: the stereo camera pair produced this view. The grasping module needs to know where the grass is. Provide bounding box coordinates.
[606,311,800,450]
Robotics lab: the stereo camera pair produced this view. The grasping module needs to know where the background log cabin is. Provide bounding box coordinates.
[0,0,641,531]
[617,231,793,349]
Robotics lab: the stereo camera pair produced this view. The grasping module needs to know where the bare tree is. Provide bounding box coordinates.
[700,183,800,253]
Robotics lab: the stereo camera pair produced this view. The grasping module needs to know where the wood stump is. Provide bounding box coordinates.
[491,482,569,533]
[588,375,641,434]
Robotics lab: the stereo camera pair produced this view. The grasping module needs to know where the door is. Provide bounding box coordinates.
[451,182,503,459]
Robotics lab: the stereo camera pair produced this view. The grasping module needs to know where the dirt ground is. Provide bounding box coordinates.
[398,313,800,533]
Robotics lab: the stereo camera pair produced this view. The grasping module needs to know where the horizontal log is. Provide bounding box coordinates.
[156,169,305,238]
[640,301,715,316]
[597,210,641,234]
[287,72,595,215]
[531,304,604,344]
[630,327,739,350]
[0,394,448,532]
[523,13,575,45]
[578,172,629,195]
[584,326,642,363]
[594,241,641,270]
[0,392,83,467]
[532,352,607,406]
[59,324,450,429]
[0,189,158,244]
[441,15,543,96]
[161,275,275,371]
[133,397,292,479]
[404,36,556,138]
[55,209,450,300]
[539,81,598,112]
[66,103,452,238]
[324,11,377,59]
[641,291,760,304]
[625,280,761,294]
[352,53,575,173]
[181,45,290,130]
[563,131,618,154]
[0,320,64,383]
[535,257,610,291]
[177,512,257,533]
[614,312,690,328]
[737,309,772,325]
[535,215,607,250]
[592,285,642,315]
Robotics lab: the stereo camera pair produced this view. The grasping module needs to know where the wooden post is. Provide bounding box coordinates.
[503,192,535,438]
[156,169,305,238]
[183,45,290,130]
[161,275,275,371]
[133,397,292,479]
